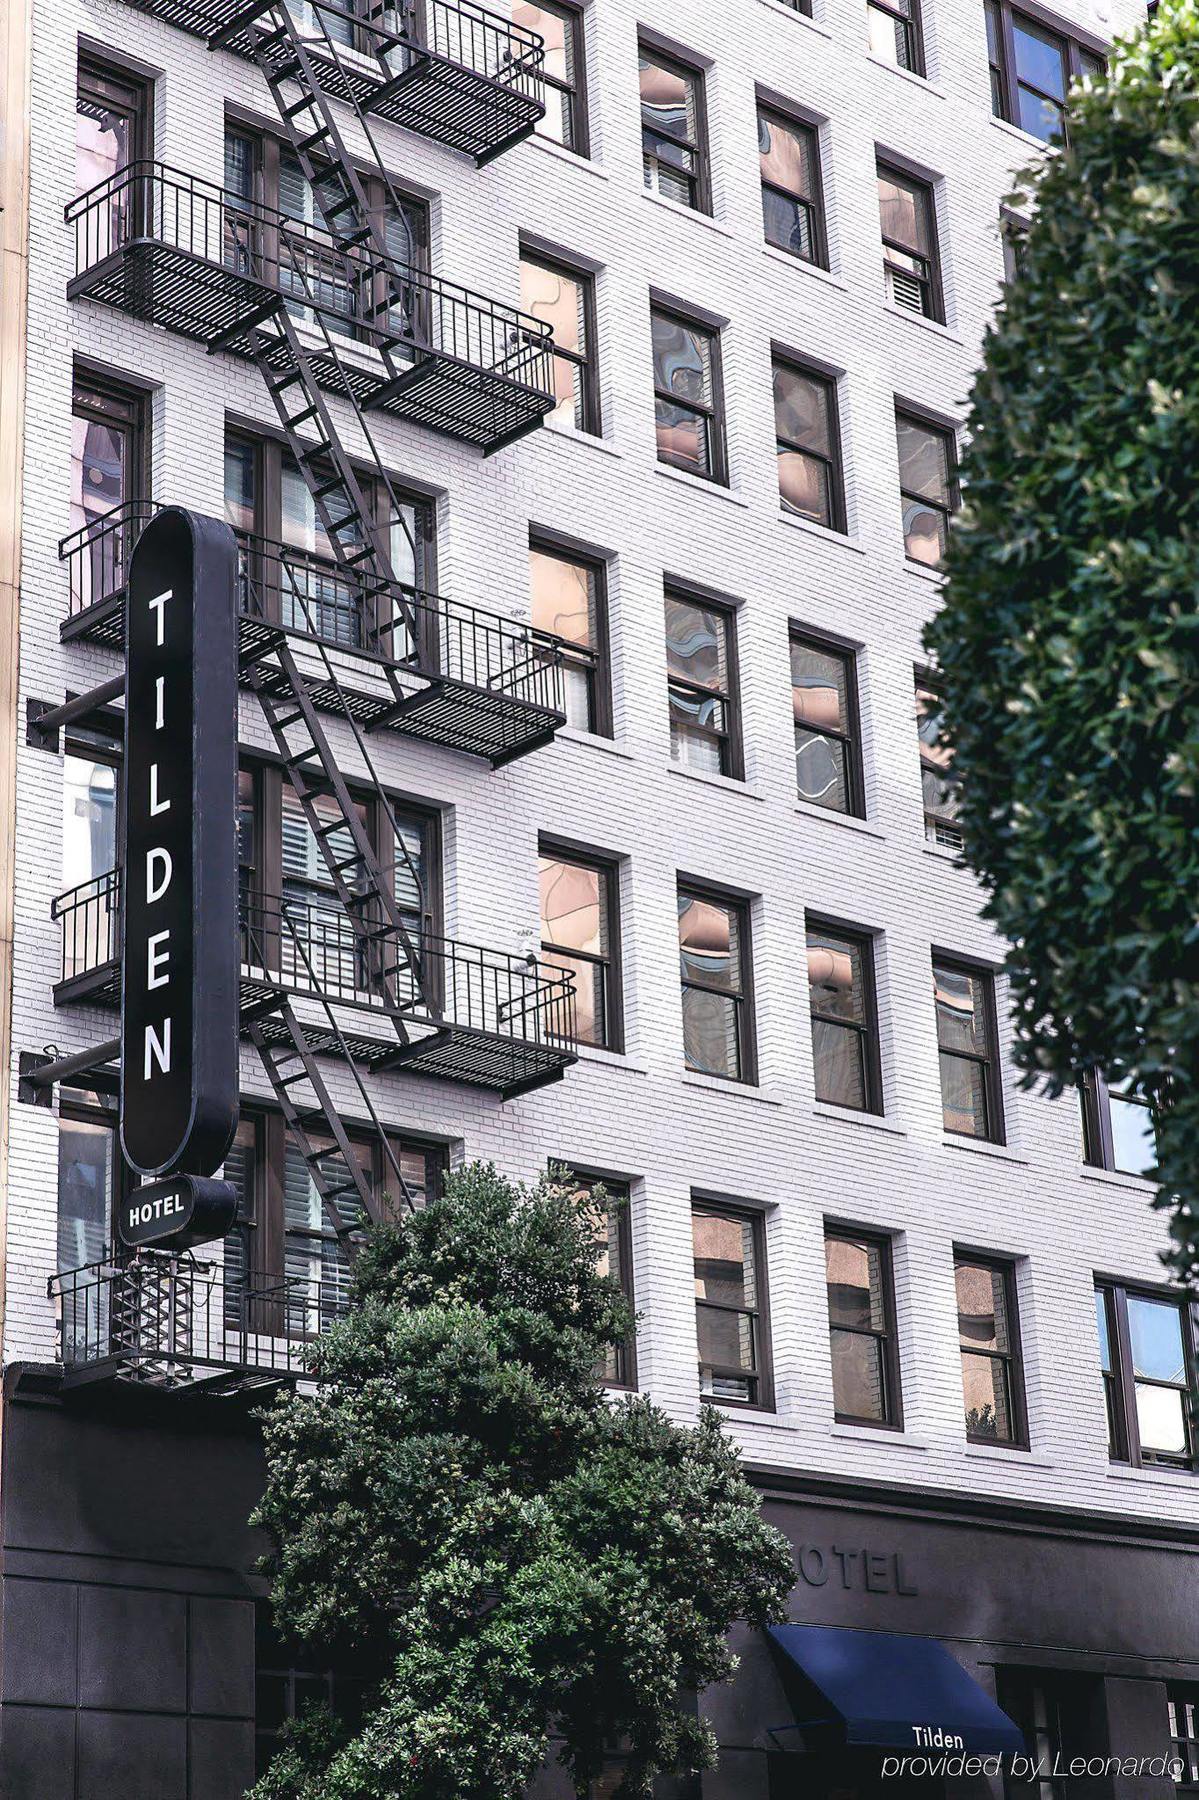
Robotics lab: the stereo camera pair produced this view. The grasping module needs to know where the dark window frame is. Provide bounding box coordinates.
[692,1193,774,1411]
[651,302,729,486]
[823,1222,902,1429]
[538,837,624,1054]
[519,244,601,436]
[559,1161,637,1388]
[1167,1685,1199,1791]
[1080,1071,1158,1179]
[638,42,712,215]
[806,917,883,1114]
[757,100,828,270]
[954,1248,1028,1449]
[77,51,155,169]
[773,351,846,533]
[791,628,865,817]
[932,951,1005,1144]
[664,583,744,781]
[986,0,1106,144]
[527,532,612,738]
[677,879,757,1086]
[867,0,925,74]
[72,365,151,512]
[877,159,944,322]
[56,1082,127,1266]
[1095,1277,1199,1472]
[895,403,960,565]
[914,668,963,849]
[522,0,589,155]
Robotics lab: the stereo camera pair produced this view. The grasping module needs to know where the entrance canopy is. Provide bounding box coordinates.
[767,1625,1025,1755]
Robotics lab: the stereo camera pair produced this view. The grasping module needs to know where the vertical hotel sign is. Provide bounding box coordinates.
[120,508,239,1178]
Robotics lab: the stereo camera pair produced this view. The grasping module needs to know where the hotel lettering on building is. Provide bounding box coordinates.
[1,0,1197,1791]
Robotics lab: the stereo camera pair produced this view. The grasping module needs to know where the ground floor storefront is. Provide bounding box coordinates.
[1,1377,1196,1800]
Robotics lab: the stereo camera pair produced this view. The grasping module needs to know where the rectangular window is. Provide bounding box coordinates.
[513,0,588,153]
[986,0,1105,144]
[678,886,753,1083]
[955,1253,1025,1445]
[538,846,620,1051]
[807,924,881,1113]
[868,0,923,70]
[664,589,740,777]
[1095,1280,1198,1470]
[915,674,963,849]
[71,371,147,541]
[639,46,709,212]
[758,105,826,267]
[824,1228,900,1426]
[1168,1687,1199,1790]
[878,162,942,319]
[792,634,863,815]
[528,539,609,734]
[76,56,152,259]
[519,249,600,435]
[896,408,958,565]
[933,955,1003,1141]
[1081,1072,1158,1178]
[693,1201,770,1407]
[652,305,727,483]
[998,1672,1098,1800]
[61,726,120,981]
[774,356,844,530]
[564,1169,635,1386]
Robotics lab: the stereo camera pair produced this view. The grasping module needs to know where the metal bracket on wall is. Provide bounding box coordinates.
[18,1041,120,1106]
[26,677,126,750]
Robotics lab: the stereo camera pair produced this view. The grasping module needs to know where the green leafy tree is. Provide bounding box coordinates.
[249,1163,794,1800]
[924,0,1199,1281]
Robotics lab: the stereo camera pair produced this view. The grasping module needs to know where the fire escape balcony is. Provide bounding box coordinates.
[66,163,556,452]
[59,502,566,765]
[123,0,545,165]
[52,875,578,1098]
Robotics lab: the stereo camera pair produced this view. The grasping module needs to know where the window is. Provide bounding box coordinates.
[896,408,958,565]
[664,590,740,777]
[1095,1281,1197,1470]
[519,249,600,434]
[779,0,813,12]
[915,674,963,849]
[76,56,152,255]
[639,46,709,212]
[806,925,881,1112]
[528,539,609,734]
[933,956,1003,1141]
[824,1229,900,1426]
[255,1606,366,1781]
[792,635,862,815]
[538,846,621,1051]
[652,305,727,483]
[774,357,844,530]
[693,1201,770,1406]
[758,105,826,267]
[998,1672,1101,1800]
[71,373,148,612]
[1000,208,1030,283]
[986,0,1105,144]
[563,1168,635,1386]
[878,163,942,319]
[513,0,587,153]
[61,725,121,981]
[955,1254,1025,1444]
[56,1087,120,1360]
[1081,1072,1158,1178]
[868,0,923,70]
[1168,1688,1199,1791]
[677,886,753,1082]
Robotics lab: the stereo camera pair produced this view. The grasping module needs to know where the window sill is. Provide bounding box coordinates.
[1106,1461,1197,1489]
[709,1399,794,1426]
[962,1440,1051,1465]
[555,726,637,760]
[641,186,736,241]
[525,133,609,180]
[1078,1163,1156,1193]
[540,419,623,459]
[656,463,749,507]
[778,510,866,554]
[883,302,963,347]
[794,799,885,841]
[575,1043,650,1076]
[668,762,767,802]
[681,1071,785,1106]
[904,557,946,586]
[866,52,947,97]
[990,113,1055,155]
[814,1103,906,1138]
[922,840,968,867]
[831,1422,927,1449]
[941,1135,1030,1168]
[757,0,834,38]
[761,241,849,294]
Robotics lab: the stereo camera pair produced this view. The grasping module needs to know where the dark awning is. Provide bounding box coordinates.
[767,1625,1025,1755]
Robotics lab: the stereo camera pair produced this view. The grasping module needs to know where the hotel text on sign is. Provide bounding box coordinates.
[120,507,239,1178]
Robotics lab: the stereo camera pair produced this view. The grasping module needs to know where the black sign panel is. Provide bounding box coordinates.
[120,507,239,1178]
[118,1175,241,1251]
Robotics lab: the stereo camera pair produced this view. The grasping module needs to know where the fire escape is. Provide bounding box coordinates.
[37,0,575,1391]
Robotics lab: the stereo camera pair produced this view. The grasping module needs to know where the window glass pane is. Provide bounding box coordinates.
[878,168,930,255]
[669,688,726,772]
[63,753,117,888]
[544,950,604,1045]
[956,1261,1009,1353]
[1108,1084,1157,1177]
[758,111,813,198]
[514,0,569,78]
[657,400,709,474]
[652,312,712,407]
[792,642,848,734]
[897,417,952,504]
[76,87,133,197]
[903,498,948,567]
[811,1018,866,1108]
[678,894,738,992]
[779,450,832,526]
[539,855,603,955]
[520,257,584,357]
[934,964,989,1055]
[825,1236,885,1330]
[57,1109,113,1271]
[1013,16,1067,96]
[529,548,595,651]
[830,1327,886,1419]
[72,405,129,530]
[1127,1295,1187,1384]
[639,55,696,145]
[693,1209,757,1308]
[682,987,740,1078]
[664,596,727,692]
[868,0,914,68]
[961,1350,1013,1440]
[762,187,814,260]
[795,726,847,809]
[807,933,865,1024]
[774,364,832,456]
[1136,1382,1188,1456]
[1017,84,1064,140]
[939,1051,989,1137]
[224,441,256,534]
[1095,1289,1112,1373]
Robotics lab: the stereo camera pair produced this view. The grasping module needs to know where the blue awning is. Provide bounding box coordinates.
[767,1625,1025,1756]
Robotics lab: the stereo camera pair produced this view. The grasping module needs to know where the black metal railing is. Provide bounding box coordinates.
[66,161,554,398]
[53,874,579,1052]
[57,500,565,718]
[380,0,545,101]
[49,1251,343,1386]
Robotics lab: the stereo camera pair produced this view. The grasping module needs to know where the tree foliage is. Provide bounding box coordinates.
[924,0,1199,1280]
[249,1163,794,1800]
